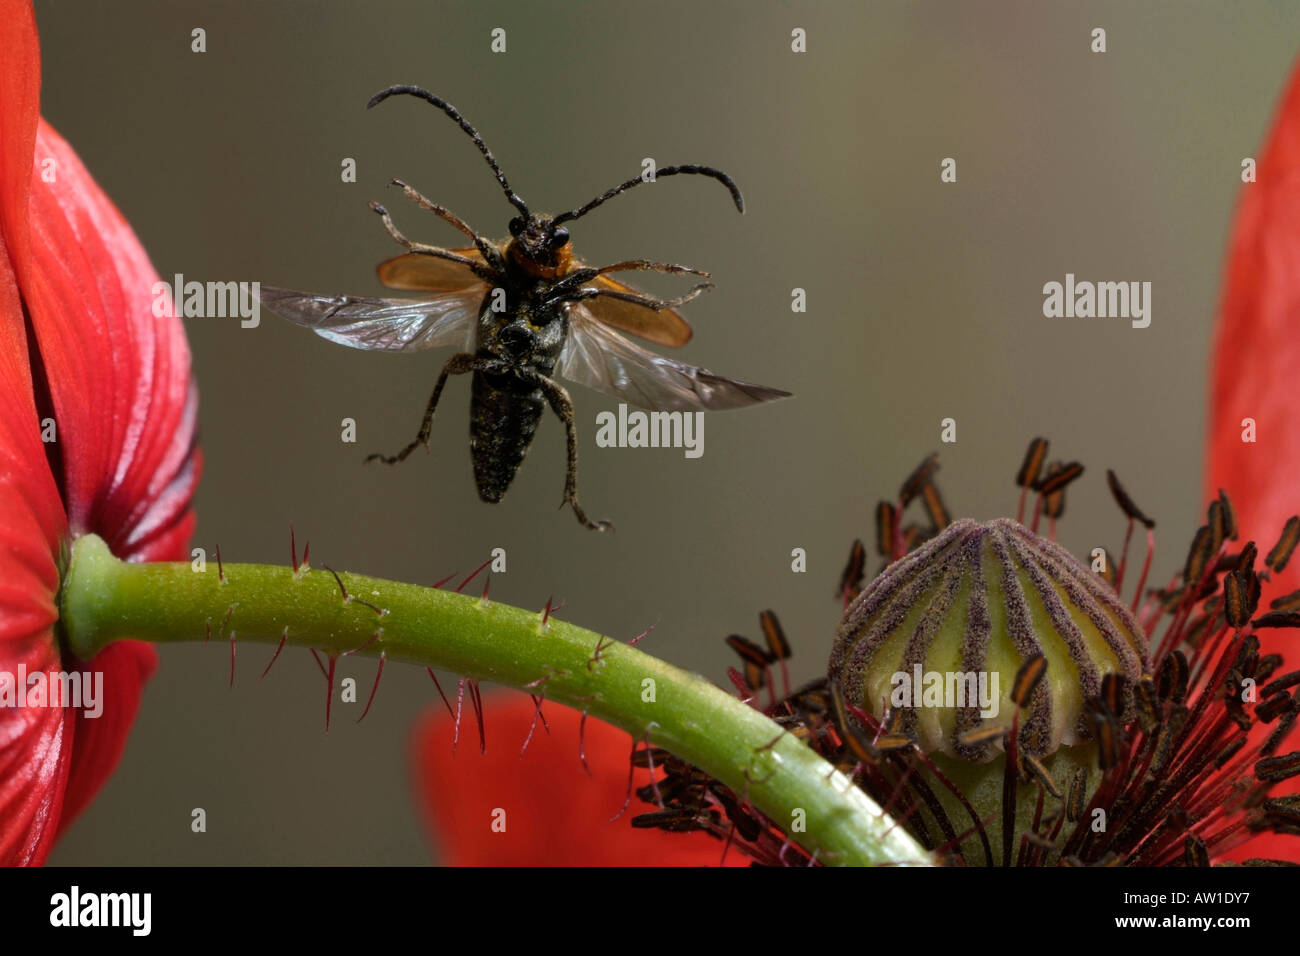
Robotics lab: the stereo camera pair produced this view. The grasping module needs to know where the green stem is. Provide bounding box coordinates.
[60,533,930,867]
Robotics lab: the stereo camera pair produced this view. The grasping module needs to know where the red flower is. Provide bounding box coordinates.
[0,0,200,864]
[1209,58,1300,595]
[1208,56,1300,861]
[413,691,747,865]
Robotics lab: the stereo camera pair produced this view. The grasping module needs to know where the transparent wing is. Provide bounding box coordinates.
[558,304,792,411]
[258,285,482,352]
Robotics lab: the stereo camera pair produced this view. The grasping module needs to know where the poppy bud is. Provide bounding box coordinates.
[829,518,1147,862]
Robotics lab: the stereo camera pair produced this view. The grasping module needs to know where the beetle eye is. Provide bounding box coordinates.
[550,227,570,248]
[508,217,523,236]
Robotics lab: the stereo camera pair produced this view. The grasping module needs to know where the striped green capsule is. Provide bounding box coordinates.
[828,518,1148,762]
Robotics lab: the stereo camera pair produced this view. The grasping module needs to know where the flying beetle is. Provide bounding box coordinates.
[260,85,791,530]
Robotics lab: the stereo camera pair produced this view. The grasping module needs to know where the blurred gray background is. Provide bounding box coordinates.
[37,0,1298,863]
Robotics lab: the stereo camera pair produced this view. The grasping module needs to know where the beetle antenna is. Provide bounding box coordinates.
[553,164,744,225]
[367,85,530,217]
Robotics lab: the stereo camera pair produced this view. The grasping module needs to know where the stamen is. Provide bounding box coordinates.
[726,666,756,704]
[839,539,867,605]
[1183,835,1210,867]
[1210,504,1235,560]
[899,452,939,507]
[1156,650,1190,704]
[1106,470,1155,529]
[875,502,896,557]
[1011,653,1047,708]
[1132,526,1156,614]
[1261,670,1300,698]
[1224,570,1249,628]
[1016,438,1050,524]
[760,610,791,660]
[1099,672,1124,716]
[1269,587,1300,612]
[1134,676,1160,734]
[1266,516,1300,571]
[725,634,770,668]
[1002,708,1021,867]
[760,610,792,697]
[1256,692,1296,723]
[1252,610,1300,629]
[1218,490,1238,540]
[1116,520,1135,591]
[1066,767,1087,822]
[956,725,1006,748]
[1184,526,1213,586]
[1021,753,1062,799]
[1255,752,1300,783]
[1034,461,1083,497]
[922,483,950,530]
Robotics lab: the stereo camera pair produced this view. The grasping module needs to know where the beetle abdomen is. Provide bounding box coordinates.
[469,369,545,502]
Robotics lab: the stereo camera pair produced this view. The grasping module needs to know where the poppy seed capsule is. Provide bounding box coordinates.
[829,518,1147,762]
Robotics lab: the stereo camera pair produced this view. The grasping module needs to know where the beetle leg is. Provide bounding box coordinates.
[366,353,489,465]
[549,259,710,296]
[386,179,506,272]
[560,282,712,313]
[522,371,613,532]
[368,201,500,281]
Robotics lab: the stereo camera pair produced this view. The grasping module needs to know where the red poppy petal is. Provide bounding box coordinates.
[55,641,157,835]
[1208,58,1300,598]
[0,1,178,861]
[0,652,72,866]
[1208,57,1300,862]
[0,144,73,864]
[0,263,72,864]
[16,122,181,847]
[414,691,745,866]
[20,119,200,561]
[0,0,39,272]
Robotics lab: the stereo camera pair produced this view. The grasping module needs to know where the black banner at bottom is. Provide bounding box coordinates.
[0,863,1286,941]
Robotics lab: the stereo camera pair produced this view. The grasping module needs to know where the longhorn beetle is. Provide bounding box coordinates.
[261,86,791,530]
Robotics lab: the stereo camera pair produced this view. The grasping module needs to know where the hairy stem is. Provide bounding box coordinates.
[60,533,930,867]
